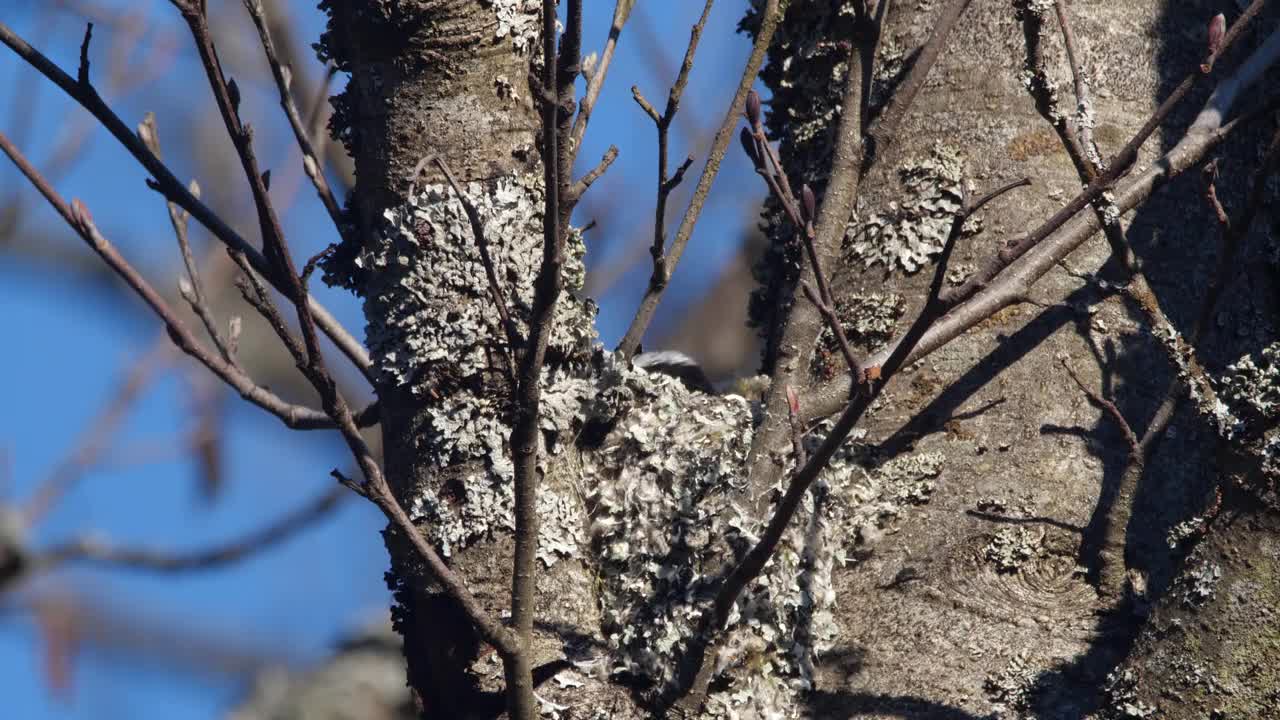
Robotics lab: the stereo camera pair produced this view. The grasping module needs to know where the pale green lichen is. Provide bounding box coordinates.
[1217,342,1280,426]
[846,144,971,273]
[984,527,1045,573]
[985,651,1040,713]
[361,172,595,396]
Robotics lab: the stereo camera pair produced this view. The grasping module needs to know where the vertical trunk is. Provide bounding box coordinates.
[317,1,551,714]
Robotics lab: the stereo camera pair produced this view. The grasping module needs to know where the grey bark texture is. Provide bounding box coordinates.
[234,0,1280,718]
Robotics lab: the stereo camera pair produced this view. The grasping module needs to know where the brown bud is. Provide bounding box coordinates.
[802,184,817,224]
[227,77,241,113]
[745,89,762,129]
[1207,13,1225,56]
[739,126,762,169]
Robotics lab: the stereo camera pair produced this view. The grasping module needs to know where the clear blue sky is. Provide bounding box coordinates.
[0,1,760,717]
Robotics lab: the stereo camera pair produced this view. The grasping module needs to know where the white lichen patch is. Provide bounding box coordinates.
[984,527,1046,573]
[1217,341,1280,426]
[576,364,940,717]
[361,172,595,396]
[985,650,1040,714]
[1100,668,1158,719]
[365,172,597,561]
[837,292,906,348]
[846,144,969,273]
[486,0,541,53]
[1178,561,1222,608]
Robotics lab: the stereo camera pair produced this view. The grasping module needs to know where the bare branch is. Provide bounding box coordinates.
[707,176,1025,649]
[865,0,973,168]
[616,0,785,358]
[803,281,861,382]
[242,0,346,237]
[624,0,715,333]
[0,19,373,379]
[940,0,1271,310]
[569,0,636,160]
[566,144,619,204]
[0,131,369,435]
[37,485,347,573]
[804,16,1280,422]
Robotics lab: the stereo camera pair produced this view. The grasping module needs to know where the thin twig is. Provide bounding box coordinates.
[1060,359,1141,460]
[135,113,232,362]
[615,0,784,358]
[1053,0,1096,156]
[628,0,714,312]
[566,144,619,204]
[37,485,348,573]
[501,2,582,716]
[569,0,636,161]
[786,385,807,468]
[242,0,345,237]
[1024,0,1134,272]
[0,19,373,379]
[0,131,370,435]
[676,177,1025,713]
[802,17,1280,423]
[940,0,1270,310]
[802,281,861,382]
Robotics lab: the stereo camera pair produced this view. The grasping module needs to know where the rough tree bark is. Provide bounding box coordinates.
[272,0,1277,718]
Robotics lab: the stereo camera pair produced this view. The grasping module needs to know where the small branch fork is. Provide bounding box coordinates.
[630,0,713,311]
[739,89,865,385]
[568,0,636,163]
[616,0,786,359]
[0,133,370,434]
[241,0,346,238]
[669,175,1028,712]
[0,18,373,379]
[937,0,1270,312]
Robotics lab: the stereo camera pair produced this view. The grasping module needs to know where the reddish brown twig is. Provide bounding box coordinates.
[0,131,362,433]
